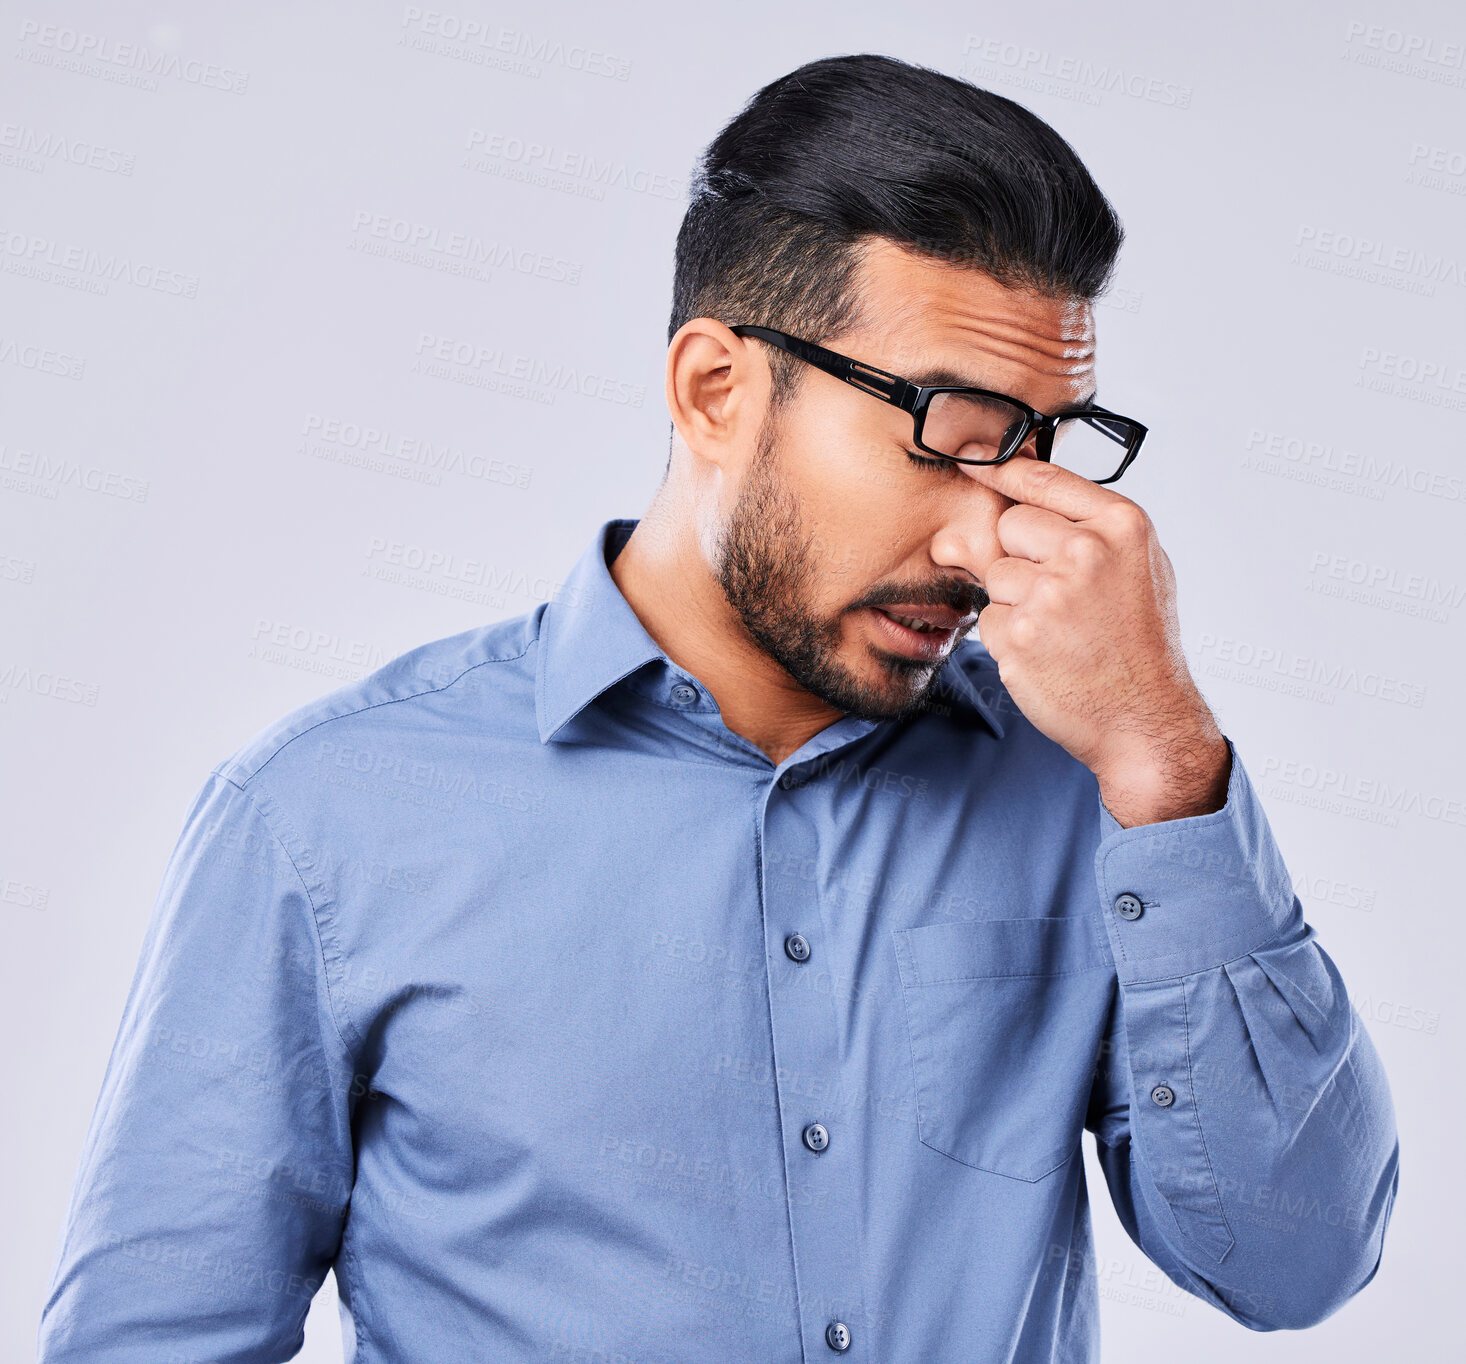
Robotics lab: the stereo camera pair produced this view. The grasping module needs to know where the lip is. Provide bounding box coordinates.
[865,606,968,661]
[876,603,976,631]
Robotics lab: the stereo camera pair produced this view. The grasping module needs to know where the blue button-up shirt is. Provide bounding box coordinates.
[39,517,1399,1362]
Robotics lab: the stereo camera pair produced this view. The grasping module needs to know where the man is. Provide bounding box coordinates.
[39,52,1397,1363]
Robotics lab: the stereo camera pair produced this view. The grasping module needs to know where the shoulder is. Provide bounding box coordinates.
[213,608,541,791]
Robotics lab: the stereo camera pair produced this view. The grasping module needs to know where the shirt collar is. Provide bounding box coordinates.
[535,517,1006,744]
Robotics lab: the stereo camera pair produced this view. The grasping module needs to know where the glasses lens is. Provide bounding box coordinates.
[1044,413,1138,481]
[922,391,1029,461]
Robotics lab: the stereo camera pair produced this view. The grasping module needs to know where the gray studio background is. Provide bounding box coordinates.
[3,1,1461,1358]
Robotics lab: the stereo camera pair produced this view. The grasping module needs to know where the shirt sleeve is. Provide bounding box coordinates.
[1084,734,1400,1331]
[37,769,358,1362]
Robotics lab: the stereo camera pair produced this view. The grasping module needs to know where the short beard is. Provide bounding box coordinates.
[710,413,958,723]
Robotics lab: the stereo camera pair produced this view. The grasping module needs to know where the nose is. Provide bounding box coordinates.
[928,502,1005,588]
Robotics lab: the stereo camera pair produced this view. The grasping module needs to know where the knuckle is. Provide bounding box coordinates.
[1009,612,1039,650]
[1066,529,1108,569]
[1031,572,1065,608]
[1108,498,1151,538]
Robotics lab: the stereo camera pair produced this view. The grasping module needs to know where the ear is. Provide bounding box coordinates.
[665,319,767,473]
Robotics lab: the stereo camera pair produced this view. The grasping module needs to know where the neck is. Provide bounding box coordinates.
[608,489,844,766]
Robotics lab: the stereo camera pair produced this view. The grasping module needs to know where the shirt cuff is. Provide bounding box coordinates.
[1093,735,1300,986]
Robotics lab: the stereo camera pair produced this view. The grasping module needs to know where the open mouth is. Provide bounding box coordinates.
[880,610,944,634]
[867,607,965,661]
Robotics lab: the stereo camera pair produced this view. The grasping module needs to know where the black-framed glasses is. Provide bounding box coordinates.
[729,324,1147,485]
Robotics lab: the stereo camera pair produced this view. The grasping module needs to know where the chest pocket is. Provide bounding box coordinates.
[892,916,1115,1183]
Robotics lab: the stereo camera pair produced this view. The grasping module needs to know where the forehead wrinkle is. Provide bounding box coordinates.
[846,256,1096,393]
[897,328,1096,391]
[932,305,1093,361]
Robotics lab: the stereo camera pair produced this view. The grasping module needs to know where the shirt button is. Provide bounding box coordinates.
[779,770,803,790]
[785,933,811,963]
[825,1320,851,1352]
[1114,893,1144,921]
[670,682,698,706]
[802,1122,829,1152]
[1151,1084,1175,1107]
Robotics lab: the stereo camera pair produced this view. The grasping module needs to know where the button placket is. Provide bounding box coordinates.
[760,766,871,1359]
[1120,978,1236,1261]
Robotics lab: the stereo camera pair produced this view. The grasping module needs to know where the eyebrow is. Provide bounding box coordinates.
[906,364,1097,415]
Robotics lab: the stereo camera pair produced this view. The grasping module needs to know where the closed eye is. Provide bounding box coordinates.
[906,449,960,475]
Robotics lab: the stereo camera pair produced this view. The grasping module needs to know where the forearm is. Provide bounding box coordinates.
[1102,927,1398,1326]
[1089,735,1400,1329]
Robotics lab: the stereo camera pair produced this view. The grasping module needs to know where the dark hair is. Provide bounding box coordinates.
[667,53,1125,434]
